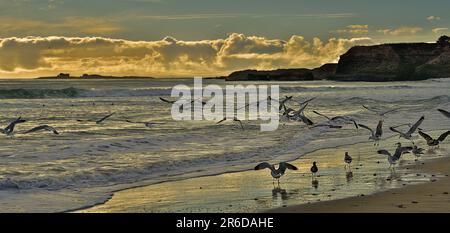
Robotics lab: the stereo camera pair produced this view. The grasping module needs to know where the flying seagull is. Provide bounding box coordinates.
[23,125,59,135]
[312,110,358,129]
[216,117,245,130]
[311,124,342,129]
[160,97,206,106]
[254,162,298,185]
[389,116,425,140]
[418,130,450,148]
[125,120,165,128]
[357,120,383,146]
[438,109,450,119]
[285,103,314,125]
[411,143,425,158]
[377,143,413,169]
[0,117,26,136]
[279,96,293,111]
[77,113,115,124]
[362,105,400,116]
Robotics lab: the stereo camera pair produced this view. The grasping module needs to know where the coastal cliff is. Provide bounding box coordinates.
[226,35,450,82]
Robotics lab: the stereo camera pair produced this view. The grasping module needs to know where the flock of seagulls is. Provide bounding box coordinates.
[253,96,450,186]
[2,95,449,190]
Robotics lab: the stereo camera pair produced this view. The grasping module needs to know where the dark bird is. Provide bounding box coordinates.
[438,109,450,119]
[310,161,318,179]
[389,116,425,140]
[23,125,59,135]
[357,120,383,146]
[216,117,244,130]
[344,152,352,169]
[418,130,450,148]
[377,143,413,169]
[96,113,115,124]
[0,117,26,136]
[159,97,176,104]
[254,162,298,185]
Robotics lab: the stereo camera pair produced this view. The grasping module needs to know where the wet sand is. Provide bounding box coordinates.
[269,156,450,213]
[76,138,448,213]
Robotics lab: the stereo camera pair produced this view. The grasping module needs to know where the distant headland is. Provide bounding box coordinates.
[38,73,154,80]
[226,35,450,82]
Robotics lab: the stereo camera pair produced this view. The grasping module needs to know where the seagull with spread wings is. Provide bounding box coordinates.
[22,125,59,135]
[362,105,401,117]
[216,117,245,130]
[418,130,450,148]
[357,120,383,146]
[377,143,413,169]
[77,113,115,124]
[438,109,450,119]
[254,162,298,185]
[389,116,425,140]
[0,117,26,136]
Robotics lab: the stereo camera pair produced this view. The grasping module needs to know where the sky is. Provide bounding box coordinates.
[0,0,449,78]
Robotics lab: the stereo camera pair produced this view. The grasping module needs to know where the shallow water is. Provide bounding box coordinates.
[0,78,450,212]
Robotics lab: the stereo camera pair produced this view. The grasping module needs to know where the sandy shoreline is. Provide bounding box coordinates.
[76,137,450,213]
[268,156,450,213]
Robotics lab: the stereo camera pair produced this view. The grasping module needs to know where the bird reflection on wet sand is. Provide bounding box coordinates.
[312,179,319,189]
[346,171,354,182]
[272,187,288,200]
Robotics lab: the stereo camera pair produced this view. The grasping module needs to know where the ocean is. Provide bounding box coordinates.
[0,78,449,212]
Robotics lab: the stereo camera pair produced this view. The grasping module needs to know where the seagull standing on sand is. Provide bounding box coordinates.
[418,130,450,148]
[344,152,352,170]
[377,143,413,169]
[254,162,298,185]
[0,117,26,136]
[22,125,59,135]
[310,162,318,180]
[357,120,383,146]
[389,116,425,141]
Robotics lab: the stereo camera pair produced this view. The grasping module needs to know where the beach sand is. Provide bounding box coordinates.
[268,156,450,213]
[76,138,449,213]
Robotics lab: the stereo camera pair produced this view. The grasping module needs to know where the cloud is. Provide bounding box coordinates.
[432,27,448,34]
[0,17,122,35]
[378,26,423,36]
[0,34,373,77]
[333,24,369,35]
[427,16,441,21]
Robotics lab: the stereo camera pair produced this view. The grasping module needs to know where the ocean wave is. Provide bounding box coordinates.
[280,85,413,93]
[0,87,172,99]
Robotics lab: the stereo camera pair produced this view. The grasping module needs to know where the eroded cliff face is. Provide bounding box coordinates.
[225,36,450,82]
[332,42,450,81]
